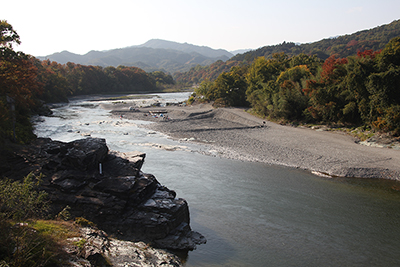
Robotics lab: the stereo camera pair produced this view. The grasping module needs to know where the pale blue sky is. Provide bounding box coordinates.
[2,0,400,56]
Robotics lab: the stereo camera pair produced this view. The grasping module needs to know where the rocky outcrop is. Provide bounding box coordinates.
[66,227,182,267]
[5,137,205,251]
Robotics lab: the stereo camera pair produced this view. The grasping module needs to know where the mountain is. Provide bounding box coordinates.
[37,40,233,74]
[138,39,233,58]
[230,48,253,55]
[232,19,400,62]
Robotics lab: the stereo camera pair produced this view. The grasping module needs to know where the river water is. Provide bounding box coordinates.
[33,93,400,266]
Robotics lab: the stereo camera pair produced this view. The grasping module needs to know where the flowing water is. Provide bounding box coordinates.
[33,93,400,267]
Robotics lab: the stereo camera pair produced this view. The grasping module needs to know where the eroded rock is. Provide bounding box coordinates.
[4,137,206,251]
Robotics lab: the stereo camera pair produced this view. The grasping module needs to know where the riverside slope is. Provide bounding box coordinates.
[108,103,400,181]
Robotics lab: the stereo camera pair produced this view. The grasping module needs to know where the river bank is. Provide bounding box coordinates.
[30,97,400,266]
[104,103,400,181]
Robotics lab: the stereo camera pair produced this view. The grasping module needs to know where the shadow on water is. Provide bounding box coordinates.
[171,220,237,266]
[333,176,400,194]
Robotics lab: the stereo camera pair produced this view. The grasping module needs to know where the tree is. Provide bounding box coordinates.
[36,59,70,103]
[245,56,284,112]
[0,20,43,143]
[207,71,245,107]
[367,37,400,134]
[0,20,20,49]
[274,65,312,120]
[304,55,349,122]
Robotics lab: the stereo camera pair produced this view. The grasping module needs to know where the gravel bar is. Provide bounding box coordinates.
[104,103,400,181]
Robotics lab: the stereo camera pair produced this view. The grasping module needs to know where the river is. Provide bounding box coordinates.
[33,92,400,266]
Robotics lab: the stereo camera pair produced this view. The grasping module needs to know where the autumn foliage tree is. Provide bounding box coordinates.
[0,20,43,143]
[304,55,349,122]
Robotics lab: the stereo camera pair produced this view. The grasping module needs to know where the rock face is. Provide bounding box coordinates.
[66,227,182,267]
[6,137,205,251]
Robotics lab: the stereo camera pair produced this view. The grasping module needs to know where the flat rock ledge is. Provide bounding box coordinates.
[3,137,205,257]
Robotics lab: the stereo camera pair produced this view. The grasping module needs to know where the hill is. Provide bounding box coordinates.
[138,39,233,58]
[176,19,400,85]
[37,40,232,74]
[232,19,400,62]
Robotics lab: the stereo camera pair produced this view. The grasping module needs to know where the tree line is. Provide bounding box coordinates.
[175,20,400,86]
[0,20,175,144]
[192,37,400,135]
[36,60,175,103]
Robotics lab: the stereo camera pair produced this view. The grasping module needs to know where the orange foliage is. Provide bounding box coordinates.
[320,55,348,81]
[0,57,43,111]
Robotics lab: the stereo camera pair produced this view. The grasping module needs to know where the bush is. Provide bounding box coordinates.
[74,217,96,228]
[372,105,400,136]
[187,96,195,105]
[0,173,49,221]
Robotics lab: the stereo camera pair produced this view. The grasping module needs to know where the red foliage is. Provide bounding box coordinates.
[320,55,348,81]
[357,49,382,59]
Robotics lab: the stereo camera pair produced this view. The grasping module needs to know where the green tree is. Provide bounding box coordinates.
[273,65,312,120]
[245,56,284,114]
[195,79,213,99]
[0,20,20,49]
[367,37,400,134]
[304,55,349,122]
[205,66,248,107]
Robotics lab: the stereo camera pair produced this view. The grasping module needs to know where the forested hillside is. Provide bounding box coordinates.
[191,37,400,136]
[233,19,400,62]
[176,19,400,85]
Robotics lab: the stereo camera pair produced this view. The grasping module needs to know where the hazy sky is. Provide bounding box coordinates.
[2,0,400,56]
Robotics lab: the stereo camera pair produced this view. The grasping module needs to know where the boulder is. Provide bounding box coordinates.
[5,137,205,251]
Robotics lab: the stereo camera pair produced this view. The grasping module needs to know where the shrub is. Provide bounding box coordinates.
[74,217,96,228]
[0,173,49,221]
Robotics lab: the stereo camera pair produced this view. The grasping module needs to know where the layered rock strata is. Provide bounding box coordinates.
[4,137,205,251]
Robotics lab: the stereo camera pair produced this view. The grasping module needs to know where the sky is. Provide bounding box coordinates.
[2,0,400,57]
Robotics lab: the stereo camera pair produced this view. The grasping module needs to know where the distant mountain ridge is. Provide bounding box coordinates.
[137,39,233,58]
[38,19,400,76]
[232,19,400,62]
[37,40,233,74]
